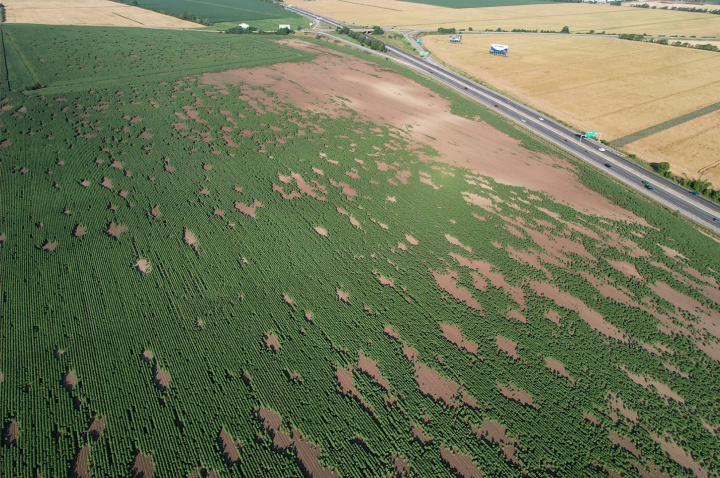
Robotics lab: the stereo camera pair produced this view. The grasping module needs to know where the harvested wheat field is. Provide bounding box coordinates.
[423,33,720,185]
[2,25,720,477]
[296,0,720,36]
[3,0,200,27]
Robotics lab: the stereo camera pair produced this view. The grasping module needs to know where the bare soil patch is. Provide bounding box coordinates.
[202,40,640,222]
[234,199,263,218]
[63,369,78,391]
[70,445,90,478]
[621,366,685,403]
[497,382,537,409]
[440,323,478,356]
[73,224,86,237]
[101,177,113,189]
[130,450,155,478]
[358,350,391,395]
[414,362,460,408]
[265,332,281,352]
[154,363,171,391]
[496,336,519,360]
[135,258,152,275]
[42,240,58,252]
[3,421,19,445]
[440,445,483,478]
[218,427,242,466]
[314,226,328,236]
[183,228,198,248]
[86,416,106,441]
[432,269,483,312]
[106,223,126,239]
[607,259,644,281]
[336,289,350,303]
[411,422,432,444]
[545,357,575,384]
[150,205,161,218]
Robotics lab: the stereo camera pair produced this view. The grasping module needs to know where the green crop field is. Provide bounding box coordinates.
[2,24,720,477]
[113,0,303,24]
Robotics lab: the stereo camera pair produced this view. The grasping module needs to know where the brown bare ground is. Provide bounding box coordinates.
[531,281,628,343]
[393,454,412,477]
[545,357,575,384]
[3,421,19,445]
[496,336,519,360]
[440,445,484,478]
[621,366,685,403]
[265,332,281,352]
[650,433,708,477]
[440,323,478,356]
[70,445,90,478]
[384,325,400,341]
[42,240,58,252]
[130,450,155,478]
[141,349,154,363]
[449,254,525,308]
[545,310,562,326]
[336,289,349,303]
[63,369,78,391]
[234,199,263,218]
[86,416,105,441]
[291,427,340,478]
[497,382,537,409]
[150,205,161,218]
[135,258,152,275]
[336,365,373,413]
[314,226,328,237]
[357,350,391,395]
[154,363,171,391]
[411,422,432,444]
[432,269,483,312]
[218,427,242,466]
[106,223,127,239]
[101,177,113,189]
[183,228,198,248]
[73,224,87,237]
[202,40,640,222]
[414,362,459,408]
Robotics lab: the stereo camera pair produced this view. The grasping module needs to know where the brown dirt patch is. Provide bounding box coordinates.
[72,224,87,237]
[3,421,19,445]
[154,363,171,391]
[70,445,90,478]
[432,269,483,312]
[336,365,373,413]
[135,258,152,275]
[649,281,707,317]
[445,234,472,253]
[218,427,242,466]
[183,228,198,248]
[265,332,281,352]
[440,445,484,478]
[650,433,708,477]
[130,450,155,478]
[393,454,412,477]
[314,226,328,236]
[449,254,525,308]
[405,234,419,246]
[42,240,58,252]
[357,350,391,395]
[234,199,263,218]
[141,349,154,363]
[531,281,628,343]
[139,130,152,140]
[101,176,113,189]
[621,366,685,403]
[336,289,350,303]
[106,223,126,239]
[202,39,642,223]
[384,325,400,341]
[86,416,106,441]
[497,382,537,409]
[150,205,161,218]
[545,357,575,384]
[414,362,460,408]
[291,427,340,478]
[606,259,644,281]
[63,369,78,391]
[411,422,432,444]
[496,336,519,360]
[164,164,175,173]
[440,323,478,356]
[545,310,562,326]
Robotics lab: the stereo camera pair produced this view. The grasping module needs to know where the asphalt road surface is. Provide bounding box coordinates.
[285,5,720,232]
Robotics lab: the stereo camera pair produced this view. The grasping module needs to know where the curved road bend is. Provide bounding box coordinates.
[285,5,720,232]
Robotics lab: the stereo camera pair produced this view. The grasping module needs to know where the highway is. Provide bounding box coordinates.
[285,5,720,232]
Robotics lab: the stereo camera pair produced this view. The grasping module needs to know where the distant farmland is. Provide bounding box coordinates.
[423,33,720,186]
[296,0,720,37]
[115,0,303,24]
[2,24,720,477]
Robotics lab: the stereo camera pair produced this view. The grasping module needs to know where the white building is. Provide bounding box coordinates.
[238,23,250,29]
[279,24,291,29]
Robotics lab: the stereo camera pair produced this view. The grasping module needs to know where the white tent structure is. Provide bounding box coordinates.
[490,44,508,55]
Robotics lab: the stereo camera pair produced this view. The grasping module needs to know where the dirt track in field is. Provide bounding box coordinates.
[4,0,200,28]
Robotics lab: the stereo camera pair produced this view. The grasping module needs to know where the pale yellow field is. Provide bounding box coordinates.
[4,0,200,28]
[423,34,720,184]
[627,109,720,184]
[290,0,720,37]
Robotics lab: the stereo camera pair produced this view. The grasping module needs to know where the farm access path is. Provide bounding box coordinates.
[285,3,720,233]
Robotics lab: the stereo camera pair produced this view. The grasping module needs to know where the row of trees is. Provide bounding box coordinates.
[633,3,720,15]
[336,27,386,52]
[653,162,720,200]
[620,33,720,52]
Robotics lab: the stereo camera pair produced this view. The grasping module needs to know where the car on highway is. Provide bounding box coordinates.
[645,183,654,190]
[599,148,605,152]
[604,163,611,168]
[691,191,699,196]
[714,217,720,223]
[539,117,544,121]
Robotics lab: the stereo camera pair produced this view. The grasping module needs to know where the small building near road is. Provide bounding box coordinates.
[449,35,462,43]
[238,23,250,29]
[279,24,291,30]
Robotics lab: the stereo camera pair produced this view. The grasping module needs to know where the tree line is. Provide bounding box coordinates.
[337,26,386,52]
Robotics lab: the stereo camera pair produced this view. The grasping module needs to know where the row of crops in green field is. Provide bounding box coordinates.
[0,25,313,93]
[2,26,720,476]
[113,0,302,24]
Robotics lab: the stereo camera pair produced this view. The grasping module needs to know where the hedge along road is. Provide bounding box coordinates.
[286,4,720,232]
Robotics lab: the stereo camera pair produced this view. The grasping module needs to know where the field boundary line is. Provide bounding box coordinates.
[612,101,720,147]
[3,27,40,88]
[0,26,10,93]
[112,12,144,25]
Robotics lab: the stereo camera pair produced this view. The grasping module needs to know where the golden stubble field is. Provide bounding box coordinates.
[4,0,200,27]
[295,0,720,37]
[423,34,720,185]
